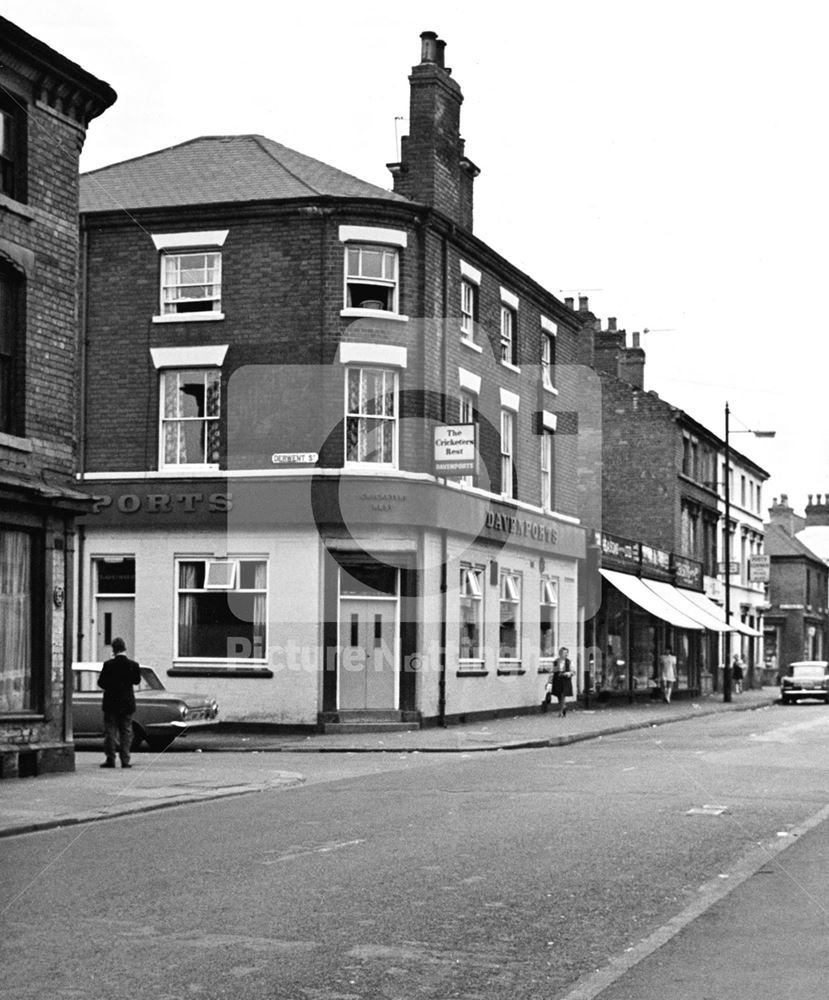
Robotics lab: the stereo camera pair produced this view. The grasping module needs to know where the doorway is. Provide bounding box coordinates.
[93,557,135,659]
[337,562,399,710]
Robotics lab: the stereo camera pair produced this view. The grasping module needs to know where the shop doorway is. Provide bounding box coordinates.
[337,563,399,710]
[93,558,135,660]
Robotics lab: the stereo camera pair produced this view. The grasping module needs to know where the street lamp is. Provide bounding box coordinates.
[722,402,776,702]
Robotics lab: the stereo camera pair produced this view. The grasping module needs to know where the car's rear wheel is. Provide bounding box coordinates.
[781,696,791,705]
[131,722,146,751]
[146,735,175,754]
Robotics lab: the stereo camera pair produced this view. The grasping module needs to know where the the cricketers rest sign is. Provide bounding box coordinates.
[433,424,477,475]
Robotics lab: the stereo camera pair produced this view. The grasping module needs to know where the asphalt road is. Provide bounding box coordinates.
[1,704,827,999]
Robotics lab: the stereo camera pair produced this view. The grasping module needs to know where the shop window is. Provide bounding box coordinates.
[345,245,399,312]
[539,579,558,662]
[459,565,484,662]
[0,260,24,435]
[0,529,35,712]
[177,558,267,660]
[499,572,521,661]
[159,368,221,469]
[161,250,222,315]
[345,366,397,466]
[0,90,27,202]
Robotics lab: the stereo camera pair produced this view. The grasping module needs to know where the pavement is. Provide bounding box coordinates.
[0,688,779,839]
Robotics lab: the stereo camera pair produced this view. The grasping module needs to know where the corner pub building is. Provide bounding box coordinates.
[76,33,598,729]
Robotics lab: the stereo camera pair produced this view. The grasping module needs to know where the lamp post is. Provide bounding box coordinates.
[722,402,776,702]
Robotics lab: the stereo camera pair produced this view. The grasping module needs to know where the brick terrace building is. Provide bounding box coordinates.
[764,494,829,676]
[1,18,115,776]
[575,310,768,697]
[76,33,596,729]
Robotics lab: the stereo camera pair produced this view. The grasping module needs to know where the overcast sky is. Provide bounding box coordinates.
[7,0,827,517]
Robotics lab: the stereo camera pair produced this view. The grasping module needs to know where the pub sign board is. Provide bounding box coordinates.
[434,424,477,476]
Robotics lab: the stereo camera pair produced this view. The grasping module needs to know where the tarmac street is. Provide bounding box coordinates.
[1,691,828,999]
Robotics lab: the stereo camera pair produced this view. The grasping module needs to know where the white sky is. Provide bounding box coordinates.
[6,0,827,515]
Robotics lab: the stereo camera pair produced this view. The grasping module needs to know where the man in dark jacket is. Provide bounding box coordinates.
[98,637,141,768]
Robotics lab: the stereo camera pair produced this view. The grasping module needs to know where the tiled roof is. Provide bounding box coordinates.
[765,522,824,562]
[80,135,408,213]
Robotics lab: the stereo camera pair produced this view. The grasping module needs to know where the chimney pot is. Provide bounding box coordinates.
[632,331,641,348]
[607,317,617,331]
[436,39,446,68]
[808,494,813,505]
[420,31,439,63]
[579,295,589,312]
[564,297,574,310]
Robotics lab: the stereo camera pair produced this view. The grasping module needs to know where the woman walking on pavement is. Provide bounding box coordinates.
[551,647,574,717]
[659,646,677,703]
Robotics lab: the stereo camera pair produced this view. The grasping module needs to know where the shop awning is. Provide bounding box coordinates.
[599,569,703,630]
[641,579,733,633]
[728,615,763,638]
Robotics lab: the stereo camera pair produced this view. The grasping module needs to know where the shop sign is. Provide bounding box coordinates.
[595,531,639,567]
[433,424,476,475]
[674,555,703,590]
[749,554,770,582]
[485,509,558,545]
[704,575,723,601]
[91,492,232,515]
[718,561,740,575]
[641,543,671,573]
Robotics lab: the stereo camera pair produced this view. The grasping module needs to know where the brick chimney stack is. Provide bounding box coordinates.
[388,31,480,231]
[805,492,829,526]
[767,494,806,536]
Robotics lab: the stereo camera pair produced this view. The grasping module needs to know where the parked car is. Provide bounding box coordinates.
[72,662,219,751]
[779,661,829,705]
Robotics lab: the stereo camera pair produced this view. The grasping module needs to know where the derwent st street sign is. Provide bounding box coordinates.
[434,424,477,475]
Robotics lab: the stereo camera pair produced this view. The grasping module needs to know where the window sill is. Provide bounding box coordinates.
[542,383,559,396]
[0,192,35,220]
[153,312,225,324]
[456,666,488,677]
[168,665,274,679]
[340,308,409,322]
[461,338,483,353]
[496,664,526,675]
[500,361,521,374]
[159,464,220,473]
[0,431,33,453]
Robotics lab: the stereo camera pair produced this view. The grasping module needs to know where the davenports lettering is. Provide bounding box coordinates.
[485,509,558,545]
[92,492,232,514]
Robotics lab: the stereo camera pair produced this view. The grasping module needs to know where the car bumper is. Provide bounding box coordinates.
[144,718,221,739]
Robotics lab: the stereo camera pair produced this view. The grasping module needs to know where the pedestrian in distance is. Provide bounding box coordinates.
[551,647,574,717]
[732,654,744,694]
[659,646,677,703]
[98,636,141,768]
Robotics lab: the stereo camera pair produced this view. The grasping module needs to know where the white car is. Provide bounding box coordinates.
[72,662,219,751]
[779,661,829,705]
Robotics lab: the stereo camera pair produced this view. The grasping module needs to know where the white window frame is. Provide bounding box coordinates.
[458,389,478,488]
[343,244,400,315]
[542,331,557,392]
[500,304,517,367]
[159,367,221,471]
[460,279,478,344]
[459,564,484,663]
[159,249,223,319]
[541,429,554,511]
[175,557,268,662]
[500,408,515,499]
[499,571,522,663]
[344,366,399,468]
[539,578,559,665]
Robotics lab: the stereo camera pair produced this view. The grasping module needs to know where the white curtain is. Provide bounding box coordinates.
[0,530,32,712]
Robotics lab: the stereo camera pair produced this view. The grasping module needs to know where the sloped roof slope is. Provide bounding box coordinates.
[80,135,408,213]
[765,522,825,562]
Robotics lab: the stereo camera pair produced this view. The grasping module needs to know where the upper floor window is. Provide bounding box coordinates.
[161,251,222,315]
[345,245,399,312]
[500,408,516,498]
[0,91,26,202]
[500,304,517,366]
[541,429,555,511]
[160,368,221,469]
[345,366,397,466]
[0,261,23,435]
[460,279,478,344]
[458,388,478,488]
[541,332,556,390]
